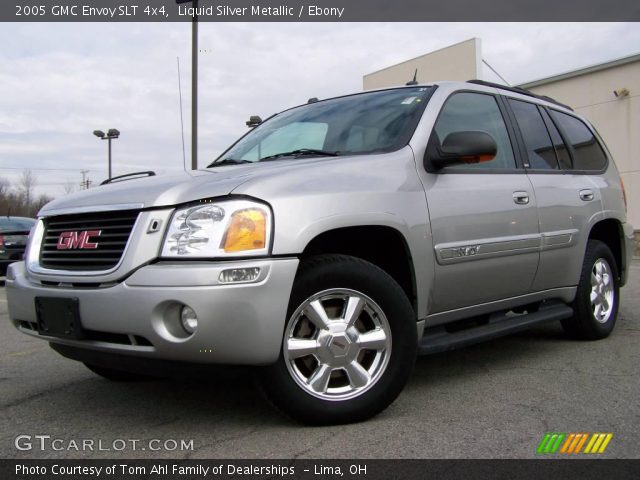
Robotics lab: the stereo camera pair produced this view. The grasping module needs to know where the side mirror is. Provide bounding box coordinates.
[428,131,497,170]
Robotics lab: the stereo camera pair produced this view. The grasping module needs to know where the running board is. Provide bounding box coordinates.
[418,304,573,355]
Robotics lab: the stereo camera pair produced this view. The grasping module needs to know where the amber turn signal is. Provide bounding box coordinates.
[222,208,267,253]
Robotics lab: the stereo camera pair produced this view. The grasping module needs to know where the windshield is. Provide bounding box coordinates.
[0,217,36,232]
[211,86,434,165]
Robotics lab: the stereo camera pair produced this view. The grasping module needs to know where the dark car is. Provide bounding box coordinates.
[0,216,36,276]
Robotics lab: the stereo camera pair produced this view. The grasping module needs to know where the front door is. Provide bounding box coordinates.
[422,91,540,313]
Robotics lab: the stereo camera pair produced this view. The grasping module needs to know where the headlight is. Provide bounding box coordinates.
[161,200,271,258]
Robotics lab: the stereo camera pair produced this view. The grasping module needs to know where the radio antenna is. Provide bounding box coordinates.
[177,56,187,171]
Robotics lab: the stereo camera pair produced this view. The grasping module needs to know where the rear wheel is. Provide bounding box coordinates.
[561,240,620,340]
[260,255,417,425]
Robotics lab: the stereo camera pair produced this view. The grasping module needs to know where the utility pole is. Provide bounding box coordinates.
[192,0,198,170]
[80,170,92,190]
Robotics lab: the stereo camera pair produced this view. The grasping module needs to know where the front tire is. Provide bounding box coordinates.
[260,255,417,425]
[561,240,620,340]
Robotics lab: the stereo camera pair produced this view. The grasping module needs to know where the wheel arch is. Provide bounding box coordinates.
[587,218,625,280]
[301,225,418,316]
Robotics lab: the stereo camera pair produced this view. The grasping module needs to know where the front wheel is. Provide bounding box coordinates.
[561,240,620,340]
[260,255,417,425]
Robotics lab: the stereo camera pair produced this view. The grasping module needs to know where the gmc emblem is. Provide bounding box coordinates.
[56,230,102,250]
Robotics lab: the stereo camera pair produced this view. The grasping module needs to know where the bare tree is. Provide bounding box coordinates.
[0,173,52,217]
[0,177,8,197]
[62,178,76,195]
[19,169,37,208]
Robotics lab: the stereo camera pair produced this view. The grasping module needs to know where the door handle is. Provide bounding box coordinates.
[580,189,594,201]
[513,191,529,205]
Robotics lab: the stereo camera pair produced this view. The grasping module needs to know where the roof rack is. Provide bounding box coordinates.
[466,79,573,111]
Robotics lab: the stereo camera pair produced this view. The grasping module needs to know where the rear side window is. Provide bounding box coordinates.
[433,92,516,170]
[508,99,558,170]
[540,109,572,170]
[550,111,608,171]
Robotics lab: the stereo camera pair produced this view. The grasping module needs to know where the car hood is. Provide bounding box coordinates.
[38,160,338,216]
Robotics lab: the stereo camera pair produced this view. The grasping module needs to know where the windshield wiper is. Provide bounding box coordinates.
[208,158,252,168]
[259,149,340,162]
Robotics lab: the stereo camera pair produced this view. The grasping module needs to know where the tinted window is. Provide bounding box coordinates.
[433,92,516,170]
[551,110,607,171]
[540,109,572,169]
[509,99,558,170]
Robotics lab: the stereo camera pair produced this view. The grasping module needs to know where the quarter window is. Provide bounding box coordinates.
[550,111,608,171]
[433,92,516,170]
[508,99,558,170]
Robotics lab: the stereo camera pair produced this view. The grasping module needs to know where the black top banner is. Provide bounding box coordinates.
[2,0,640,22]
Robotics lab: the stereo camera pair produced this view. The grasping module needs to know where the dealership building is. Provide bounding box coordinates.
[364,39,640,253]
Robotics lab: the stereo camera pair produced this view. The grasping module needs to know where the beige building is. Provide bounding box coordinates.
[520,54,640,232]
[363,44,640,247]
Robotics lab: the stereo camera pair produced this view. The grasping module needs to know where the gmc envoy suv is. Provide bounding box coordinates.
[6,80,633,424]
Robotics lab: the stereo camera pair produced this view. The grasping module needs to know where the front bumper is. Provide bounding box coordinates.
[6,258,298,365]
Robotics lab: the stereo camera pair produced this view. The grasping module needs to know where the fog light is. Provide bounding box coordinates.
[180,306,198,334]
[219,267,260,284]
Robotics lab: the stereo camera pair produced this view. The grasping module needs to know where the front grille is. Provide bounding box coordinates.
[40,210,139,271]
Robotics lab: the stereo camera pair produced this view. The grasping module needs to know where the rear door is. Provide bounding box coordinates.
[504,98,606,290]
[421,91,540,313]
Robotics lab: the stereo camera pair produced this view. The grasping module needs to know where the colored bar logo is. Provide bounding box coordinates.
[537,433,613,454]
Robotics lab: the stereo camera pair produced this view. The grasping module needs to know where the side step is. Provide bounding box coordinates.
[418,303,573,355]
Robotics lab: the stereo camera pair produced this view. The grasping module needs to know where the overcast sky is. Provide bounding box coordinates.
[1,22,639,199]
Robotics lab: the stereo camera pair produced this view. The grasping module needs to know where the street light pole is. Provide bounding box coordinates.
[107,136,112,179]
[93,129,120,181]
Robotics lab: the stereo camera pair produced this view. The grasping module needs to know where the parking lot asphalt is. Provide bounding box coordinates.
[1,263,638,459]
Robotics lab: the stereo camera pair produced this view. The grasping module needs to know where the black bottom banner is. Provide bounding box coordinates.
[3,459,639,480]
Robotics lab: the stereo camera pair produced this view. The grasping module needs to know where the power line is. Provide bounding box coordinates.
[177,56,188,172]
[0,167,94,172]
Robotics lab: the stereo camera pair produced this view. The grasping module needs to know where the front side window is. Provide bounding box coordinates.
[509,99,559,170]
[432,92,516,170]
[213,87,433,164]
[550,110,608,171]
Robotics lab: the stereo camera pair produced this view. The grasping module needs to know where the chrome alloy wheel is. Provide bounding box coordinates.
[591,258,615,324]
[283,289,392,401]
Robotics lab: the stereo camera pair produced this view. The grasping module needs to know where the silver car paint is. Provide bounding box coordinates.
[5,81,633,365]
[7,259,298,365]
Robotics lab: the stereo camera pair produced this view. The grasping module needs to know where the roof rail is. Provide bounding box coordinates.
[466,79,573,111]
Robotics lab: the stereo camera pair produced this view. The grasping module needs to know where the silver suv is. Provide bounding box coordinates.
[6,81,634,424]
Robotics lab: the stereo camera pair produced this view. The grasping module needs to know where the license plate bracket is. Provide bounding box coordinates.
[35,297,84,339]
